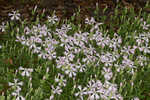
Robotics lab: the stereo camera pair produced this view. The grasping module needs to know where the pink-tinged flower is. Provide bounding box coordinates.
[8,11,20,20]
[141,21,150,30]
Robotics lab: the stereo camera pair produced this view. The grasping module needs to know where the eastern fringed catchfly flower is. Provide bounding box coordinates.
[8,78,23,90]
[140,18,150,30]
[47,12,59,24]
[11,87,25,100]
[55,73,67,87]
[74,85,87,100]
[102,67,113,81]
[49,85,63,100]
[132,97,140,100]
[8,10,20,20]
[85,17,96,25]
[19,66,33,77]
[0,22,6,32]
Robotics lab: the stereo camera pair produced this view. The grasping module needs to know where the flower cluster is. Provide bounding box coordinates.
[12,12,150,100]
[75,79,123,100]
[16,24,58,60]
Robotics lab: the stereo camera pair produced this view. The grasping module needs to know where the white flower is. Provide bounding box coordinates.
[47,13,59,24]
[102,67,113,81]
[73,31,89,47]
[103,81,122,100]
[143,46,150,53]
[75,79,123,100]
[51,85,62,95]
[121,46,136,55]
[64,64,77,78]
[135,32,150,46]
[0,22,6,32]
[61,24,72,31]
[16,96,25,100]
[100,52,118,66]
[85,17,96,25]
[86,80,103,100]
[38,51,48,59]
[75,85,87,100]
[8,79,23,87]
[88,93,100,100]
[24,26,31,35]
[12,89,25,100]
[141,21,150,30]
[8,10,20,20]
[8,79,23,91]
[109,33,122,50]
[136,55,148,66]
[33,5,37,13]
[33,46,41,53]
[64,51,75,61]
[90,22,103,32]
[19,66,33,77]
[55,73,67,87]
[132,97,140,100]
[0,45,2,49]
[92,30,111,48]
[34,37,42,43]
[46,95,54,100]
[122,56,135,69]
[76,60,86,72]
